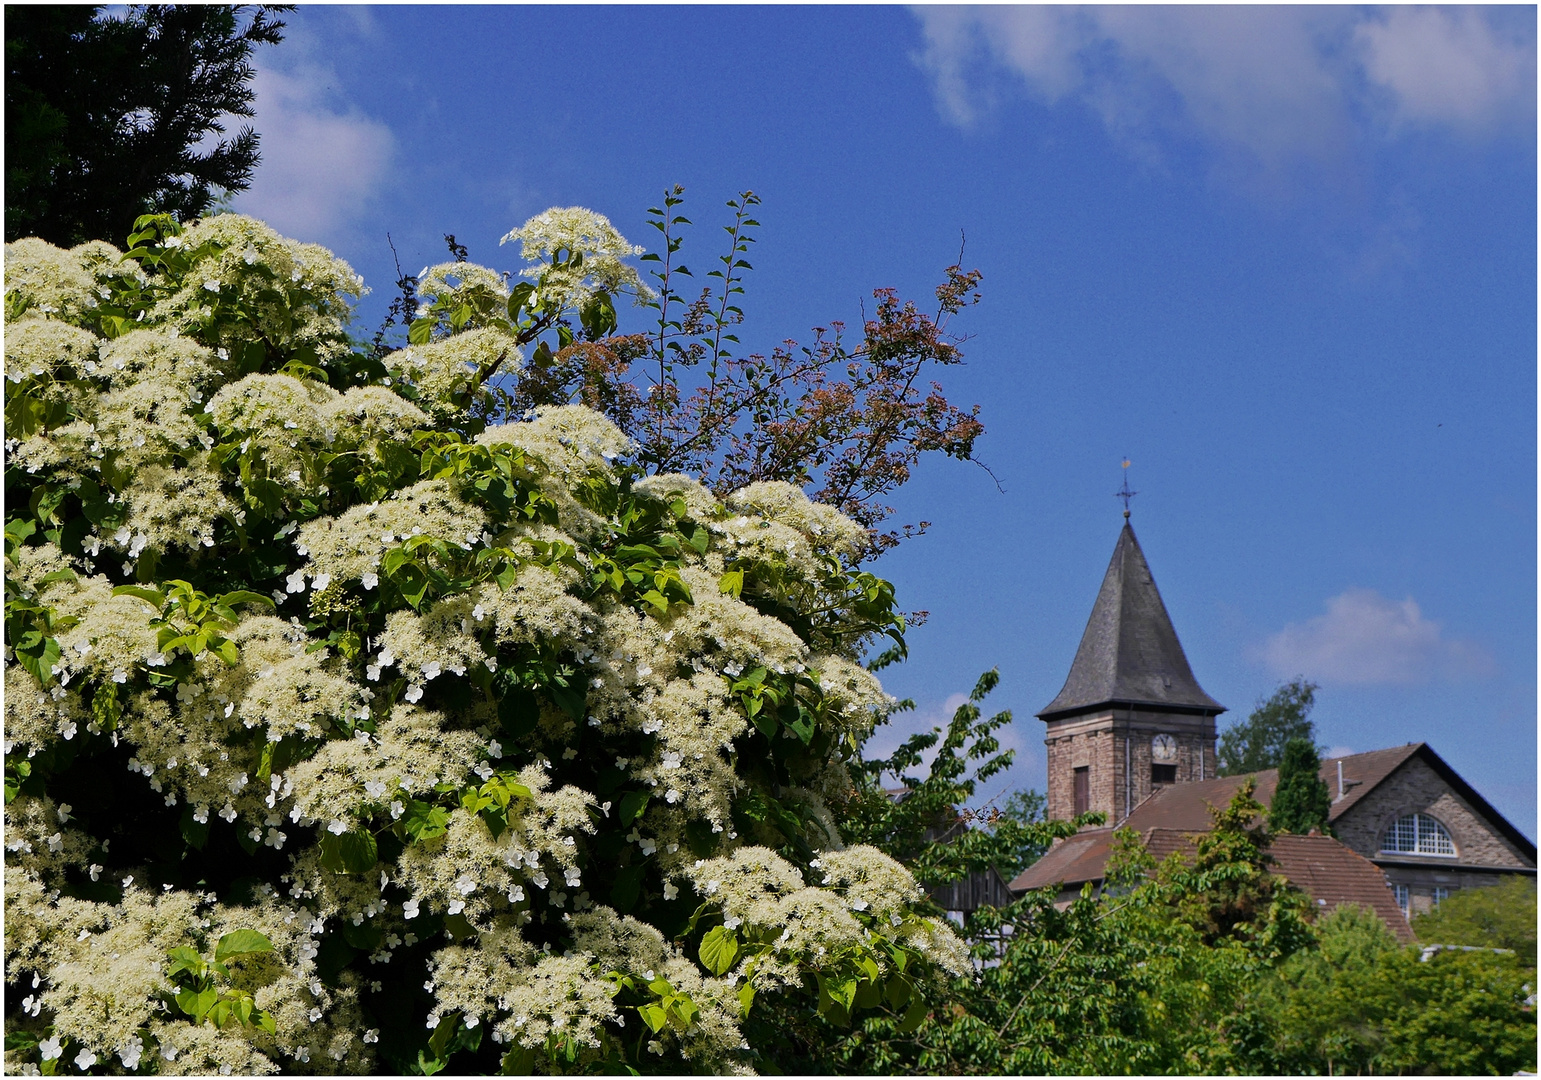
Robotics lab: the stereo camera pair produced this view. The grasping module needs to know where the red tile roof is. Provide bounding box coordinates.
[1317,744,1423,819]
[1010,827,1415,943]
[1008,827,1120,893]
[1268,834,1416,942]
[1112,744,1425,835]
[1112,742,1534,865]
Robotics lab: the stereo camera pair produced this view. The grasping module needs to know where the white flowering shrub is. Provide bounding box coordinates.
[3,211,967,1074]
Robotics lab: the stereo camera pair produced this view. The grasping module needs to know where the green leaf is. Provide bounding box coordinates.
[619,790,650,827]
[208,998,234,1029]
[427,1013,461,1061]
[896,996,928,1034]
[392,562,429,609]
[319,829,378,874]
[216,589,275,612]
[215,929,274,962]
[497,686,540,740]
[717,570,744,597]
[4,517,37,555]
[787,707,816,746]
[180,805,210,850]
[637,1003,668,1034]
[15,635,61,687]
[111,584,165,610]
[685,818,717,858]
[176,986,218,1022]
[750,708,778,740]
[737,981,756,1019]
[508,282,536,320]
[165,946,206,979]
[341,919,383,952]
[699,926,740,976]
[234,823,259,855]
[549,681,586,721]
[400,800,451,842]
[4,1029,40,1052]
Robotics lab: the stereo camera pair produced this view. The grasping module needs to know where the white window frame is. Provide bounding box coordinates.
[1392,883,1410,915]
[1380,812,1456,857]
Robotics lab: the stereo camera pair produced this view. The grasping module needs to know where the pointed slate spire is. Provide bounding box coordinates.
[1039,523,1225,721]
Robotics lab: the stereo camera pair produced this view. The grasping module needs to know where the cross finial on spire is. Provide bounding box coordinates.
[1115,458,1137,518]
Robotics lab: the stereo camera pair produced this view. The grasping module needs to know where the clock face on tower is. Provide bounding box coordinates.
[1151,734,1178,764]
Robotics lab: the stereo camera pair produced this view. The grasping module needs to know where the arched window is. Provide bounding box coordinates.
[1381,813,1455,856]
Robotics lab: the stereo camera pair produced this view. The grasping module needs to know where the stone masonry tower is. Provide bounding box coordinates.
[1039,522,1225,825]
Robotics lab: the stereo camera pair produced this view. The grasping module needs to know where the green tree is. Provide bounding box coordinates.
[840,671,1091,900]
[5,5,289,246]
[990,788,1053,881]
[1261,903,1537,1075]
[1412,875,1538,956]
[1217,677,1320,776]
[1268,737,1332,835]
[829,781,1317,1075]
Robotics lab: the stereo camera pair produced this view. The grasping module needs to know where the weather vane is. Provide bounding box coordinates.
[1115,458,1137,518]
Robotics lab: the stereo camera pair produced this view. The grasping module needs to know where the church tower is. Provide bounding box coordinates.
[1039,522,1225,824]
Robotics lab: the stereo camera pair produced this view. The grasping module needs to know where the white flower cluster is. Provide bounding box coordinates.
[383,327,521,424]
[3,212,960,1075]
[500,206,653,309]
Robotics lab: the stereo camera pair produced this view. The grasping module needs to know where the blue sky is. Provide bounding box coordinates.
[232,5,1536,837]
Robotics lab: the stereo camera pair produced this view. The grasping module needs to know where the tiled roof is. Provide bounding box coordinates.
[1121,773,1278,832]
[1009,828,1120,892]
[1316,744,1422,819]
[1112,744,1424,833]
[1038,523,1225,720]
[1010,827,1415,943]
[1268,834,1417,943]
[1114,743,1534,865]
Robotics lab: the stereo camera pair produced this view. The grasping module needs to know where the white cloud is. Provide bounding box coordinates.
[912,6,1534,173]
[1357,7,1536,132]
[1259,588,1495,686]
[231,56,395,241]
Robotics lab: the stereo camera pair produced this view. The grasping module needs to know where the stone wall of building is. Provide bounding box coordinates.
[1382,864,1524,920]
[1046,712,1220,825]
[1334,756,1534,869]
[1045,724,1120,823]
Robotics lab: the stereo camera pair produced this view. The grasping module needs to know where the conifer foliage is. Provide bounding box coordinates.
[2,209,972,1074]
[5,5,289,247]
[1268,738,1332,836]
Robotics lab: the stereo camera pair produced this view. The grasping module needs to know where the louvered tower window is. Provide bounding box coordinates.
[1380,813,1455,856]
